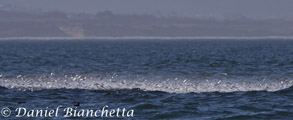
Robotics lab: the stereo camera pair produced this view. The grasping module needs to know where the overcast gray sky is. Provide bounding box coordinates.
[1,0,293,20]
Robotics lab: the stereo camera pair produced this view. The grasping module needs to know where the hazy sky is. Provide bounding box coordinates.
[1,0,293,20]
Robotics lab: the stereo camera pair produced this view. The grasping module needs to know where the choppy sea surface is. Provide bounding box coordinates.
[0,39,292,119]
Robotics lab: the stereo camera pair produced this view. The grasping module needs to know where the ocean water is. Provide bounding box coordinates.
[0,39,292,119]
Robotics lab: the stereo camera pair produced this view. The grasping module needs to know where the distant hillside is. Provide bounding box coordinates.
[0,10,293,38]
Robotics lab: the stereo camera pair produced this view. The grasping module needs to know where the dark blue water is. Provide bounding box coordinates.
[0,39,293,119]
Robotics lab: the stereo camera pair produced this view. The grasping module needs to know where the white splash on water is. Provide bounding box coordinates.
[0,74,292,93]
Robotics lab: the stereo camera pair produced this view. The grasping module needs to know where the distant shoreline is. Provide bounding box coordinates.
[1,36,293,40]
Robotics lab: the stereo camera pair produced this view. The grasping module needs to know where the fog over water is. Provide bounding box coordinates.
[1,0,293,20]
[1,1,293,119]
